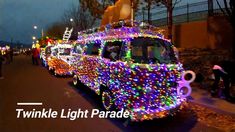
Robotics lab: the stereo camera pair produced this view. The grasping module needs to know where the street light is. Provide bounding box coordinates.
[70,18,74,22]
[32,36,36,40]
[33,25,44,38]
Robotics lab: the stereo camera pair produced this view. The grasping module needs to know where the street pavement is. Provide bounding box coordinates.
[190,85,235,117]
[0,55,229,132]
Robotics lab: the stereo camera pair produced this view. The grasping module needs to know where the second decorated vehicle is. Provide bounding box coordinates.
[47,43,74,76]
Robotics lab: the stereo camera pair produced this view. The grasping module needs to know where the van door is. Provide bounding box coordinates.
[100,41,128,91]
[78,41,101,94]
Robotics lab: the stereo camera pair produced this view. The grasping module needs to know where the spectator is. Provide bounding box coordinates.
[212,60,235,102]
[10,48,13,62]
[0,52,5,79]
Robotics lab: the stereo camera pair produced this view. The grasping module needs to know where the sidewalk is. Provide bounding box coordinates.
[189,84,235,117]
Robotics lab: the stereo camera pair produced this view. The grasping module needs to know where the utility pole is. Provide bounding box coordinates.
[208,0,214,16]
[167,0,173,40]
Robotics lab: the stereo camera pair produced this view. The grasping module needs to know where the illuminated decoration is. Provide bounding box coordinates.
[73,20,195,121]
[63,27,73,43]
[42,26,76,75]
[177,70,196,98]
[0,46,10,55]
[32,44,36,49]
[47,43,75,76]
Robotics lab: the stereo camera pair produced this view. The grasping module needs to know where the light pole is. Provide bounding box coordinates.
[33,25,44,38]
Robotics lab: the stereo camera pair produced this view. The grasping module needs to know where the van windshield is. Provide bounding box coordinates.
[59,48,71,56]
[131,37,177,64]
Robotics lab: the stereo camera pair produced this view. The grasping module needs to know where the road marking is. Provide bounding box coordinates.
[17,102,43,106]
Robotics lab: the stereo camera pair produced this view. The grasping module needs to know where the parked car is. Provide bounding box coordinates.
[13,49,20,55]
[72,21,194,121]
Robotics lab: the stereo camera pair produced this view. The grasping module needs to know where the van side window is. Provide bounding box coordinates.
[102,41,123,61]
[74,44,84,54]
[85,41,101,55]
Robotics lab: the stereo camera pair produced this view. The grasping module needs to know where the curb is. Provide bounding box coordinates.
[189,99,235,118]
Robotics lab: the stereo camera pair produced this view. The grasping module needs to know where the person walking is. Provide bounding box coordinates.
[0,52,5,79]
[10,48,13,62]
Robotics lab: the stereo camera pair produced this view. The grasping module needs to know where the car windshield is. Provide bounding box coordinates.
[131,37,177,64]
[59,48,71,56]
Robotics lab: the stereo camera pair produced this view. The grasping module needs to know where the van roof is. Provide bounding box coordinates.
[77,20,169,44]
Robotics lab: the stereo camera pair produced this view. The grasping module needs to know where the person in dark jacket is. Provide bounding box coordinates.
[212,60,235,102]
[0,52,5,79]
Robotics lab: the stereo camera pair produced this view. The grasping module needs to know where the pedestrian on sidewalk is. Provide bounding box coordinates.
[0,52,5,79]
[32,48,37,65]
[212,60,235,102]
[10,48,13,62]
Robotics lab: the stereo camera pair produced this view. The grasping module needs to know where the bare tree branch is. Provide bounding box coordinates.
[224,0,232,16]
[215,0,227,16]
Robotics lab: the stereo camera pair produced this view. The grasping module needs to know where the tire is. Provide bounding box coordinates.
[48,67,55,75]
[101,89,114,111]
[73,75,78,86]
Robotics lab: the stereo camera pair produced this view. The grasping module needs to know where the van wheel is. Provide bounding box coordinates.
[101,89,114,110]
[73,75,78,86]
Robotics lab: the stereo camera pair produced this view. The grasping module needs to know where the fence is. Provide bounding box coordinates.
[136,0,226,26]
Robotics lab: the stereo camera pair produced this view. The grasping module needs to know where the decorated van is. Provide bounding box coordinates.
[72,21,195,121]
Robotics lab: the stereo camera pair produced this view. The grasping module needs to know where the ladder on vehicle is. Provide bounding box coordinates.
[63,27,73,42]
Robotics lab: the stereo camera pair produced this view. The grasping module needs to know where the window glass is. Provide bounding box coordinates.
[131,37,177,64]
[102,41,123,61]
[52,48,58,56]
[85,41,101,55]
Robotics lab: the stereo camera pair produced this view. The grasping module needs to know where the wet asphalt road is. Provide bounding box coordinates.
[0,55,221,132]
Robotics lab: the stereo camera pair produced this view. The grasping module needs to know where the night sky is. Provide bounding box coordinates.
[0,0,206,45]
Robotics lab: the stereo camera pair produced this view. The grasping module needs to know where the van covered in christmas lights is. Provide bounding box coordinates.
[73,22,194,121]
[47,43,74,76]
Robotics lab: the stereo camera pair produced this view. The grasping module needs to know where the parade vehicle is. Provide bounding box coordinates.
[46,27,76,76]
[72,21,195,121]
[47,43,75,76]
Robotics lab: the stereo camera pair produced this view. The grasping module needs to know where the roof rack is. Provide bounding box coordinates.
[77,20,164,36]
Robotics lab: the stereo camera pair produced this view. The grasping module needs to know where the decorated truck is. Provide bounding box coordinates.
[47,43,74,76]
[72,21,195,121]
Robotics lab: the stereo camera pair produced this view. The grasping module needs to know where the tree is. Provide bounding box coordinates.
[79,0,116,19]
[155,0,181,40]
[139,0,181,39]
[62,2,97,32]
[46,22,66,39]
[46,2,97,40]
[216,0,235,58]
